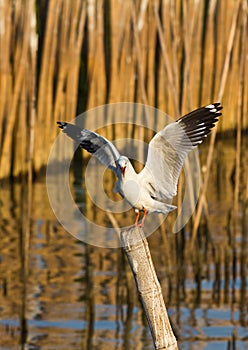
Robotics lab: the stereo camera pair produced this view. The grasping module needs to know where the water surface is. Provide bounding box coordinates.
[0,136,247,349]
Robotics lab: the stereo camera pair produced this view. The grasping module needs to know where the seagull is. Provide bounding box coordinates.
[57,103,222,226]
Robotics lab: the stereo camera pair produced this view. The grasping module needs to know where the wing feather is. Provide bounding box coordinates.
[139,103,222,199]
[57,122,120,175]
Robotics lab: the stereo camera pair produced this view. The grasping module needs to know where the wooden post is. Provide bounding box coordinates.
[120,226,178,350]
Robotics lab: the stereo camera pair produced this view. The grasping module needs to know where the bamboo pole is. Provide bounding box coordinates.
[121,226,178,350]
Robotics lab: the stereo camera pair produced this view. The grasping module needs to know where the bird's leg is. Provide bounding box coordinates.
[134,209,140,226]
[140,208,147,227]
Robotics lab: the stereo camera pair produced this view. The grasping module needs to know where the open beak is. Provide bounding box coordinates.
[121,166,126,177]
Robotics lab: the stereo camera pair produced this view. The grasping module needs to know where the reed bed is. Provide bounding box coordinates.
[0,0,247,238]
[0,0,247,177]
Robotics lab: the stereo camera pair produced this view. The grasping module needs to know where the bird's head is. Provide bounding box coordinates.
[117,156,129,177]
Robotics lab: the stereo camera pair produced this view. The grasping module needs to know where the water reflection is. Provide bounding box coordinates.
[0,136,247,349]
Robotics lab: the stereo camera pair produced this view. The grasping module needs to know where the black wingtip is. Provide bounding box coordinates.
[57,121,67,129]
[176,102,223,146]
[205,102,223,113]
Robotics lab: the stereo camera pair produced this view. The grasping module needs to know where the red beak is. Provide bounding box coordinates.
[121,166,126,177]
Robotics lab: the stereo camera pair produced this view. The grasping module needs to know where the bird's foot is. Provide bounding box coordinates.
[132,208,146,227]
[130,223,143,228]
[134,209,140,226]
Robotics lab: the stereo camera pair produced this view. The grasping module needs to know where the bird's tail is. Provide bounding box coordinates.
[152,202,177,214]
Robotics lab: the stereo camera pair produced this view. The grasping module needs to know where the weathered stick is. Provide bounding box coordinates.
[120,226,178,350]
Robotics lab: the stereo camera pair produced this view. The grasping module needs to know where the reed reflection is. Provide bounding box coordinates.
[0,134,247,349]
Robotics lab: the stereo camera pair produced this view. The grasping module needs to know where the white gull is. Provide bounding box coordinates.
[57,103,222,226]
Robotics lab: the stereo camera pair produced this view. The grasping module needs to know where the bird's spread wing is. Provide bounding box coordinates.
[139,103,223,200]
[57,122,120,175]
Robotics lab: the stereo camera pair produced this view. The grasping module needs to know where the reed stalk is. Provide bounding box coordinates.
[153,2,180,116]
[234,0,247,216]
[0,0,247,196]
[191,0,241,245]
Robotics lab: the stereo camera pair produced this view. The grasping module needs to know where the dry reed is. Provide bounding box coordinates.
[0,0,247,245]
[1,0,247,180]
